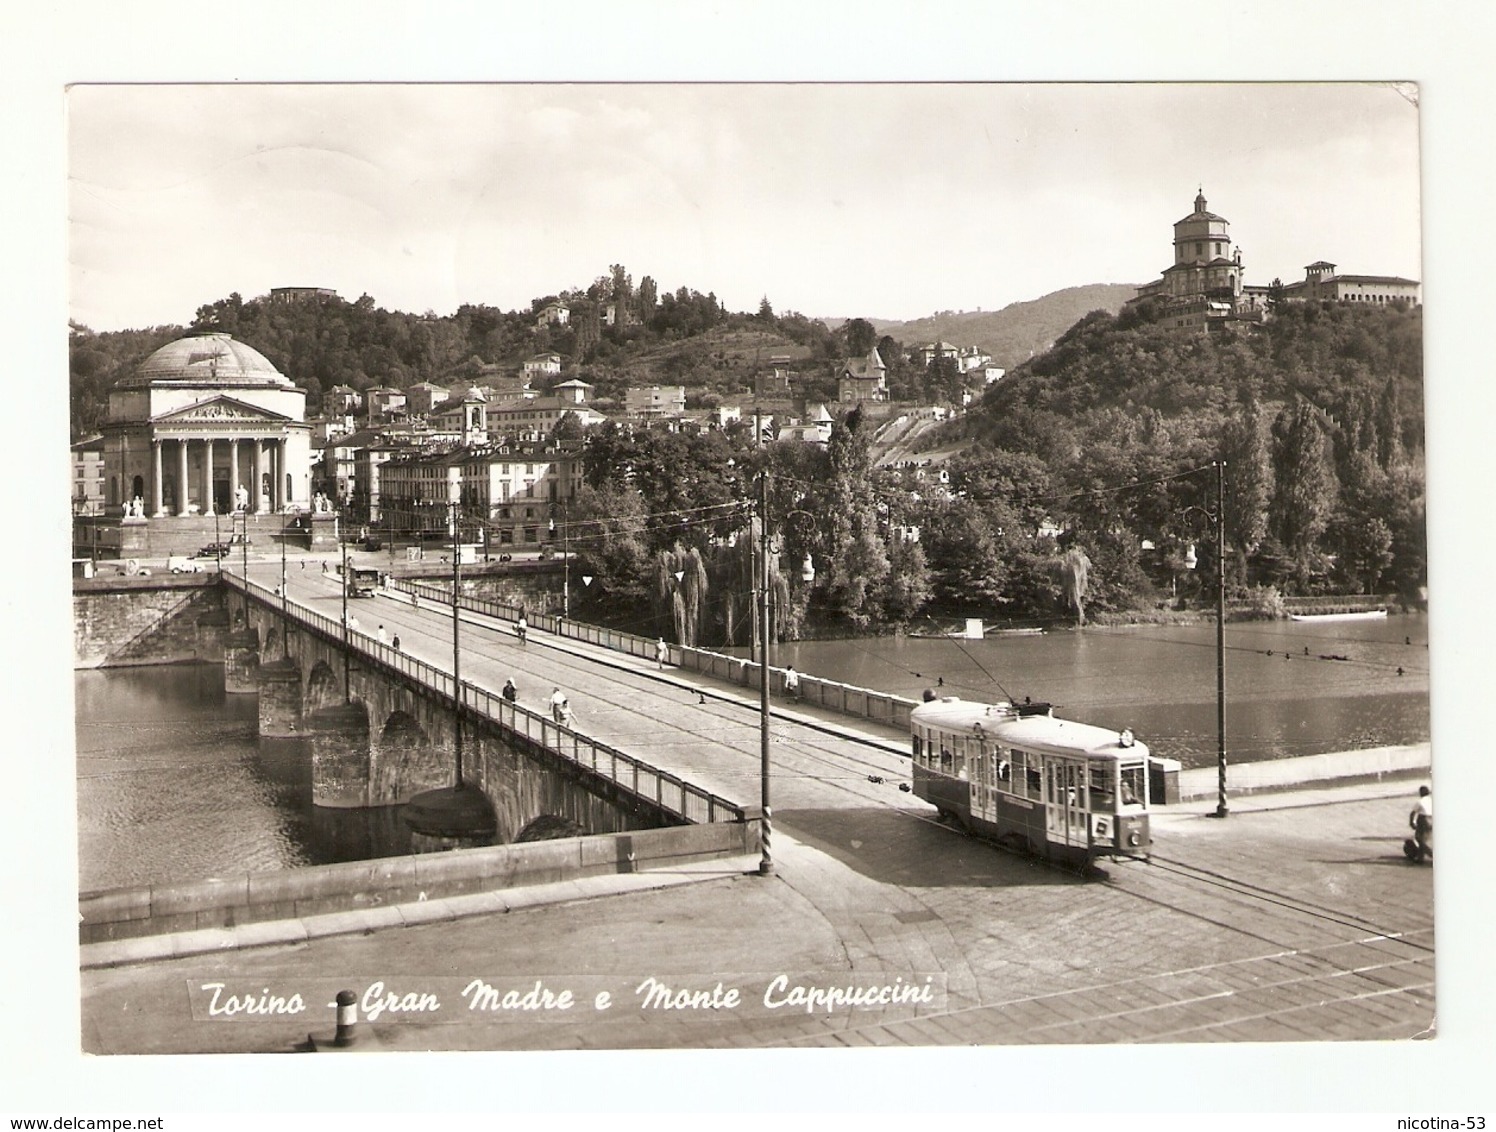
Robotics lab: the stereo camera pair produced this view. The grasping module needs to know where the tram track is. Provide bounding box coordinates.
[1098,850,1434,975]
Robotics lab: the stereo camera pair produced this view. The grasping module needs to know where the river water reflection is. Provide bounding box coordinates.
[75,665,408,892]
[76,614,1429,891]
[770,613,1430,768]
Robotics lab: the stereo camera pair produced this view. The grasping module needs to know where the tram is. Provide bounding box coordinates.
[910,696,1151,868]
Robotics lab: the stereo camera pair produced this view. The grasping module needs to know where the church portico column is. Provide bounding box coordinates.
[204,438,216,515]
[152,440,164,517]
[253,441,265,514]
[177,439,190,517]
[229,438,241,509]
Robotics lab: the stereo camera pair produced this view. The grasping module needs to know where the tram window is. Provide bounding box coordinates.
[940,745,953,772]
[1026,766,1042,798]
[951,739,967,781]
[912,734,923,764]
[1090,764,1116,811]
[1007,749,1027,796]
[1121,765,1146,808]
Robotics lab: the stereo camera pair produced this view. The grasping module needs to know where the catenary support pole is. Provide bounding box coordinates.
[1215,458,1229,818]
[758,468,773,876]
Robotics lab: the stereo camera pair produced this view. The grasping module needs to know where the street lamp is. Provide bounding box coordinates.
[1182,459,1229,818]
[757,468,772,876]
[340,515,350,703]
[279,509,290,658]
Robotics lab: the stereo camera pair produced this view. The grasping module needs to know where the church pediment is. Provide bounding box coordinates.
[152,396,293,425]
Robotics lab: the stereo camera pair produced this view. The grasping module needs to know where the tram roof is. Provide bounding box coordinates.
[911,697,1148,760]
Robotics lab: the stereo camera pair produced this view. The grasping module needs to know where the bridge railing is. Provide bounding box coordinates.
[389,577,919,730]
[221,574,743,826]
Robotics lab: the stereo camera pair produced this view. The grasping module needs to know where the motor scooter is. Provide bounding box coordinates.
[1403,814,1433,864]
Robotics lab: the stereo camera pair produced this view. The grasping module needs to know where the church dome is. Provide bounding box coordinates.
[118,331,295,389]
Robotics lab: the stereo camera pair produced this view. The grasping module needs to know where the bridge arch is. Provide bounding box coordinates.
[372,709,446,805]
[516,814,588,842]
[305,660,341,713]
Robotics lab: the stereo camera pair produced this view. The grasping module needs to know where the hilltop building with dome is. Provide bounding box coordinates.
[78,330,319,560]
[1129,190,1419,332]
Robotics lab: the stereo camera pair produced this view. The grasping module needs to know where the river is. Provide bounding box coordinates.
[767,612,1430,767]
[75,613,1428,891]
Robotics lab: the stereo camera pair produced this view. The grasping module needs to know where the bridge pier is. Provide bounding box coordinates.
[257,658,302,737]
[307,703,373,808]
[223,627,261,693]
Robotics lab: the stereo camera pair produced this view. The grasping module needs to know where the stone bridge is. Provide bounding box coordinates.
[224,578,739,845]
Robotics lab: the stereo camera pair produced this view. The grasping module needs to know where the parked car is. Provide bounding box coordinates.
[363,536,383,551]
[195,542,232,558]
[166,556,205,574]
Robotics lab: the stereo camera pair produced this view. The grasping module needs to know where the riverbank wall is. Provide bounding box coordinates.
[79,820,757,945]
[73,575,224,668]
[1176,742,1431,801]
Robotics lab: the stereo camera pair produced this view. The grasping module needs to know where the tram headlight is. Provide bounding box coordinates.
[1128,831,1141,847]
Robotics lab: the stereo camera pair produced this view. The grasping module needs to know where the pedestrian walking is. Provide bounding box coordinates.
[558,698,574,728]
[516,614,528,645]
[656,637,669,669]
[783,664,801,703]
[1404,785,1433,863]
[321,560,327,574]
[549,686,566,724]
[376,624,388,645]
[502,678,518,704]
[300,560,305,571]
[392,634,401,651]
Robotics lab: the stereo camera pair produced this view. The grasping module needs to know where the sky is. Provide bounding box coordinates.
[67,82,1423,331]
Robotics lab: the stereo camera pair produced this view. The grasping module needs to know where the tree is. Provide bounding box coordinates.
[756,295,775,323]
[654,544,709,644]
[1220,397,1274,584]
[1058,546,1092,626]
[1271,397,1339,590]
[637,275,658,324]
[844,318,877,357]
[876,536,932,624]
[549,411,586,447]
[568,483,652,612]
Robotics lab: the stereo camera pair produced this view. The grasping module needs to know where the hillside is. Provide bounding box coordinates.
[612,325,825,390]
[863,283,1139,369]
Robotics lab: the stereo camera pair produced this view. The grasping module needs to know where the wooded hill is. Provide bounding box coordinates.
[67,277,1144,439]
[917,296,1426,608]
[864,283,1139,369]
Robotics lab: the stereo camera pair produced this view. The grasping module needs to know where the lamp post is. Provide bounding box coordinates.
[1182,459,1229,818]
[562,500,570,619]
[757,468,773,876]
[239,509,250,623]
[340,516,350,703]
[451,498,464,788]
[280,509,289,659]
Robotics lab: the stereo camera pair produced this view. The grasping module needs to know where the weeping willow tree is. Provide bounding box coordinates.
[1058,546,1092,627]
[653,544,709,646]
[710,519,797,648]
